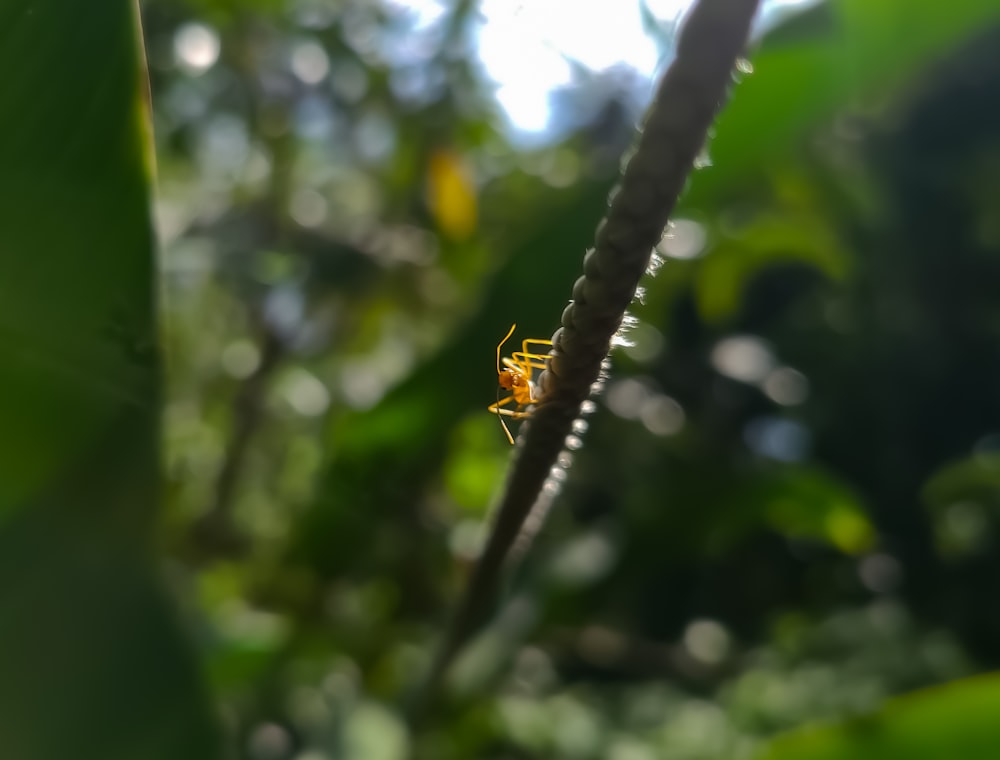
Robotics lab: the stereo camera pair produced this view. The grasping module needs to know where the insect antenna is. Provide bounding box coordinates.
[497,323,517,375]
[495,324,518,445]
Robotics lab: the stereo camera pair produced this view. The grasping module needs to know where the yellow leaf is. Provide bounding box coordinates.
[427,149,477,240]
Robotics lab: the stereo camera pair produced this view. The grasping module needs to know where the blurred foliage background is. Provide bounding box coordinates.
[9,0,1000,757]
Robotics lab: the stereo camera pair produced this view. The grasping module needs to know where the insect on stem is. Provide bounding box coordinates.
[487,323,552,445]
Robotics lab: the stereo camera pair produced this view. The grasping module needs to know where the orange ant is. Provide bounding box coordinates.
[488,323,553,445]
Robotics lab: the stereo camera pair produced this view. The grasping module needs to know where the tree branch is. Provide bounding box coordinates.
[192,325,285,557]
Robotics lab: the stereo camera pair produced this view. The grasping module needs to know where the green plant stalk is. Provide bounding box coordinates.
[422,0,763,705]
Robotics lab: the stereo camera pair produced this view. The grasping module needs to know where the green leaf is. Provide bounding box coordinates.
[921,452,1000,511]
[0,3,218,758]
[694,212,849,323]
[754,673,1000,760]
[920,453,1000,557]
[0,0,156,516]
[683,0,1000,210]
[445,415,508,515]
[734,466,873,554]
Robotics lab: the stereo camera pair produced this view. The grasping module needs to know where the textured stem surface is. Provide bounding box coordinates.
[423,0,762,704]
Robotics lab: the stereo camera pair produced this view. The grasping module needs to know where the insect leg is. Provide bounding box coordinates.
[488,394,517,413]
[489,407,533,419]
[521,338,553,358]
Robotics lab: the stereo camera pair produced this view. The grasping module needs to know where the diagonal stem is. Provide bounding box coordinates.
[419,0,762,711]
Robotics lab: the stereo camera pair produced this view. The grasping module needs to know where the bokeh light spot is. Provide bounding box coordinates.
[711,335,774,384]
[247,723,292,760]
[221,339,261,379]
[290,188,328,227]
[640,394,684,436]
[683,619,732,665]
[291,40,330,84]
[744,417,810,462]
[660,219,707,260]
[763,366,809,406]
[279,368,330,417]
[174,22,220,75]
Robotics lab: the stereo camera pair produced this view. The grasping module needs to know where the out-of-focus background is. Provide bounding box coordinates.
[109,0,1000,756]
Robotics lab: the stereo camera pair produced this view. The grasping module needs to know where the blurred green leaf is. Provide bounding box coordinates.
[921,454,1000,557]
[759,468,872,554]
[754,673,1000,760]
[0,2,217,758]
[0,1,156,516]
[921,452,1000,511]
[682,0,1000,211]
[695,213,849,322]
[724,465,873,554]
[445,415,508,515]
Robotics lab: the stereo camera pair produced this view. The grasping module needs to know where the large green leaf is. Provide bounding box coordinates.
[0,2,217,758]
[0,1,157,515]
[754,673,1000,760]
[682,0,1000,210]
